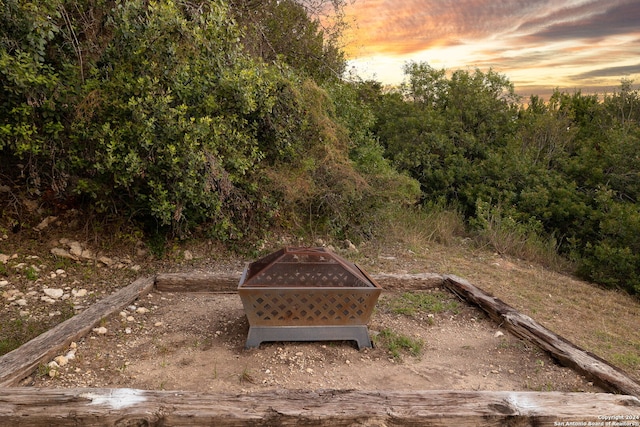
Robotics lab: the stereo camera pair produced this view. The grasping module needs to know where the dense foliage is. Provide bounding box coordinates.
[1,0,638,295]
[363,64,640,295]
[1,0,416,241]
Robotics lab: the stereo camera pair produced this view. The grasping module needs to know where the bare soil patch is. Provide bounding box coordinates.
[26,287,601,393]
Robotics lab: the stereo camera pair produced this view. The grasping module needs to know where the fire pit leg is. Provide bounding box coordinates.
[245,325,373,350]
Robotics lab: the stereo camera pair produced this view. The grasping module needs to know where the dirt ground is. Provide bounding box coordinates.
[26,286,602,394]
[3,210,630,394]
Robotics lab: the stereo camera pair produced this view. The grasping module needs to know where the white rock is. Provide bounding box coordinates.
[4,289,22,299]
[136,307,149,314]
[81,248,95,260]
[49,272,57,279]
[40,296,56,304]
[44,288,64,299]
[69,342,77,349]
[48,361,60,369]
[72,289,87,297]
[55,269,66,275]
[183,250,193,261]
[34,216,57,231]
[154,322,163,327]
[344,240,358,253]
[126,316,135,322]
[0,280,9,287]
[51,247,76,260]
[119,311,128,318]
[54,355,68,366]
[15,298,27,306]
[494,331,505,338]
[65,350,76,360]
[69,241,83,257]
[48,369,59,378]
[93,326,108,335]
[125,327,132,334]
[0,254,9,264]
[97,256,114,266]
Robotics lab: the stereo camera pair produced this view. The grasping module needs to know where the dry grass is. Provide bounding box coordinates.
[357,212,640,381]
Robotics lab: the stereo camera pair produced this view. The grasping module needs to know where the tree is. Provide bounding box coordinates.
[229,0,346,82]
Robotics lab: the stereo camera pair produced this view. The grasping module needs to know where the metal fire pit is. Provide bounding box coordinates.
[238,247,382,349]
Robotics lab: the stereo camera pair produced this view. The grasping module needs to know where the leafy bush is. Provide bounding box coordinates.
[366,63,640,295]
[1,0,419,244]
[0,0,69,189]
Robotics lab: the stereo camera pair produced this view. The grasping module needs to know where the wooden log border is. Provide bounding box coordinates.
[0,388,639,426]
[1,271,639,425]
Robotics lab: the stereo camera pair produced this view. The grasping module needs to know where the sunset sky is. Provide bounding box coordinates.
[341,0,640,97]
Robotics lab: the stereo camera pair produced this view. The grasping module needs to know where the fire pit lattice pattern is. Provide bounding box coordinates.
[242,291,372,326]
[238,247,382,349]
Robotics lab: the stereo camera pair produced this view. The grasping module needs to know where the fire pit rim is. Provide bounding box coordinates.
[237,246,381,290]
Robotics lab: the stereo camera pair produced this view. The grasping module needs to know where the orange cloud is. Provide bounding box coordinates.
[343,0,640,94]
[343,0,542,57]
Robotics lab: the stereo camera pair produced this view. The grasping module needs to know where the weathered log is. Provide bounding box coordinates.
[444,274,640,397]
[0,387,638,426]
[155,272,240,292]
[0,276,155,387]
[154,271,444,293]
